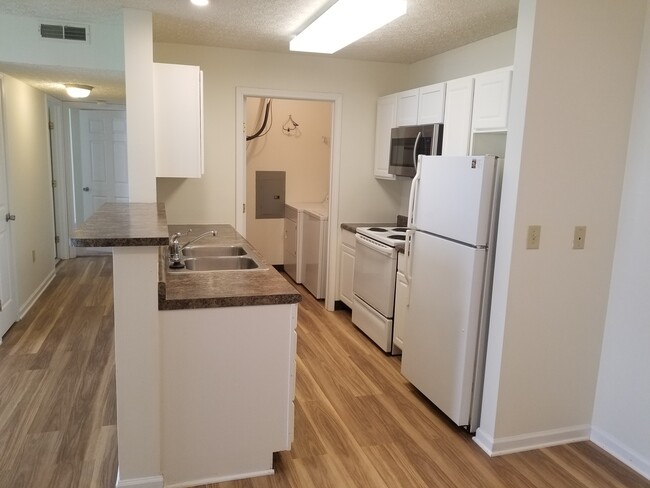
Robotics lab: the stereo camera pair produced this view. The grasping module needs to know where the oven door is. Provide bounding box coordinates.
[353,234,398,317]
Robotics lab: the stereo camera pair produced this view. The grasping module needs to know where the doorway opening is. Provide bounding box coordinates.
[236,88,342,311]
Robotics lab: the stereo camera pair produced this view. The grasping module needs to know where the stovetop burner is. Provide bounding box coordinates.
[356,225,407,248]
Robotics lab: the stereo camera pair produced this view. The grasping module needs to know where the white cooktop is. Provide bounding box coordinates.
[356,226,408,248]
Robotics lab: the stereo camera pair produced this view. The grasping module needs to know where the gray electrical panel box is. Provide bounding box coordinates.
[255,171,286,219]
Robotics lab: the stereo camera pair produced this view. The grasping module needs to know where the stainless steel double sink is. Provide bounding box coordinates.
[170,245,261,271]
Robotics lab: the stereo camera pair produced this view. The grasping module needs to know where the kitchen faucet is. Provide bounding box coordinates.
[169,229,217,268]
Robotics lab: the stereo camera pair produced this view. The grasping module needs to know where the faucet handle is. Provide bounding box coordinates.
[170,228,192,244]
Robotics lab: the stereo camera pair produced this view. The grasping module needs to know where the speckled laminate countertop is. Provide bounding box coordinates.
[70,204,301,309]
[70,202,169,247]
[159,224,302,310]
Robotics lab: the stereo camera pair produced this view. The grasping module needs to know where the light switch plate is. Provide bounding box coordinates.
[527,225,541,250]
[573,225,587,249]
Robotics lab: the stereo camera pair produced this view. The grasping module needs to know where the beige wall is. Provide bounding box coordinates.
[154,44,406,227]
[246,97,331,264]
[1,74,56,314]
[478,0,646,452]
[593,0,650,476]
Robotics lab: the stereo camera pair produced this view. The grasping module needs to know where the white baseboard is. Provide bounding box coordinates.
[474,424,591,456]
[18,269,56,319]
[115,472,164,488]
[164,469,275,488]
[591,426,650,481]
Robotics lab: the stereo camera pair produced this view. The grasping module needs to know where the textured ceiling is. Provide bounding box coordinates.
[0,0,518,102]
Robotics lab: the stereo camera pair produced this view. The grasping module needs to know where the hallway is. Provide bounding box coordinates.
[0,257,647,487]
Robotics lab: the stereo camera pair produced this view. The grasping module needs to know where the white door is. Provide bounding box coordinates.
[0,79,18,339]
[401,231,487,427]
[79,110,128,221]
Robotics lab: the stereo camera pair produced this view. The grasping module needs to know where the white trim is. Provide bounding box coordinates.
[47,97,70,259]
[115,473,164,488]
[18,268,56,319]
[164,469,274,488]
[591,427,650,481]
[235,87,342,311]
[473,424,591,456]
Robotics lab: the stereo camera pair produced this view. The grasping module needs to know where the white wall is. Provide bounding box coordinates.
[0,74,56,315]
[592,1,650,478]
[0,13,123,72]
[246,98,331,264]
[477,0,646,455]
[407,29,517,89]
[154,44,405,226]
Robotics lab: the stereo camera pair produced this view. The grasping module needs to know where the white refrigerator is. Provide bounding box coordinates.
[401,154,502,432]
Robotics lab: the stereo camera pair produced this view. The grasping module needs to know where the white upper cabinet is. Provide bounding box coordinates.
[472,68,512,132]
[153,63,204,178]
[374,94,398,180]
[417,82,446,125]
[396,83,446,127]
[441,76,475,156]
[396,89,419,127]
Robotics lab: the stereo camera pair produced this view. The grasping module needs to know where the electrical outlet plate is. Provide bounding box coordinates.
[527,225,541,249]
[573,226,587,249]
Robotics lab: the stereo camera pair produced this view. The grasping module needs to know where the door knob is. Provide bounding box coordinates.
[5,213,16,222]
[82,187,90,192]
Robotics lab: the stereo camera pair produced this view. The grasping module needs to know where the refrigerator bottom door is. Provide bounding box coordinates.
[352,295,393,353]
[401,231,487,428]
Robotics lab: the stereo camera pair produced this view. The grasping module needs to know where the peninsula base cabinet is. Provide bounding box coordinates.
[160,303,297,487]
[339,229,356,308]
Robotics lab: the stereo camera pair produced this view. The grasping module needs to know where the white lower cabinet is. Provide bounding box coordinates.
[393,252,409,352]
[339,229,356,308]
[160,303,297,486]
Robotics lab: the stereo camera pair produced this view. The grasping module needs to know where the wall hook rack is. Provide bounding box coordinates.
[282,115,300,134]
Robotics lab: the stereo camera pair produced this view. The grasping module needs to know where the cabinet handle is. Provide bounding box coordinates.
[83,187,90,192]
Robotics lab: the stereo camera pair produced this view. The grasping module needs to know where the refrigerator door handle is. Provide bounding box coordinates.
[412,131,421,169]
[405,229,415,283]
[407,158,422,227]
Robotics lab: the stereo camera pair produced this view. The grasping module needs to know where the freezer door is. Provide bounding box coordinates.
[412,155,496,246]
[401,231,487,428]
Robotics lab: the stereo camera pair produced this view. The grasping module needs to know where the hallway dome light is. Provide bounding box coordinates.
[290,0,406,54]
[65,84,93,98]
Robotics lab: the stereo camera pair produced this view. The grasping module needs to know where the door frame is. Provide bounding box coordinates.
[47,97,69,259]
[60,102,126,258]
[235,87,342,311]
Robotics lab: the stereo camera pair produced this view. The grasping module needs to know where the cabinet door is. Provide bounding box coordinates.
[417,82,446,125]
[393,269,409,351]
[472,68,512,131]
[441,77,475,156]
[153,63,203,178]
[374,94,397,180]
[284,218,298,281]
[396,88,419,127]
[339,244,356,308]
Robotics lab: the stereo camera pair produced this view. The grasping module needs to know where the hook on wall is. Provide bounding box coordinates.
[282,115,300,135]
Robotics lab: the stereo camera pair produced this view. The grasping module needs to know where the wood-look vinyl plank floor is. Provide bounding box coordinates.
[1,257,648,488]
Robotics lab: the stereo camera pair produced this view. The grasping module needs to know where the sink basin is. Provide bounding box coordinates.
[183,245,247,258]
[183,256,259,271]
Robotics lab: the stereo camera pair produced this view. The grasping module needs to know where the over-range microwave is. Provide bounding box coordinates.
[388,124,443,177]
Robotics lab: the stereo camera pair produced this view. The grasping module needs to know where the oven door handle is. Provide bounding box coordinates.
[355,233,395,257]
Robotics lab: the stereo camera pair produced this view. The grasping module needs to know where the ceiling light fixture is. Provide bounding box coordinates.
[191,0,209,6]
[64,84,93,98]
[290,0,406,54]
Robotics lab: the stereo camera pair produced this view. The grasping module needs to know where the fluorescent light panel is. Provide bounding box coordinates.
[290,0,406,54]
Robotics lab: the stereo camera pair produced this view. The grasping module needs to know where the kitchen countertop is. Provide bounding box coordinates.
[159,224,302,310]
[70,202,169,247]
[70,203,302,310]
